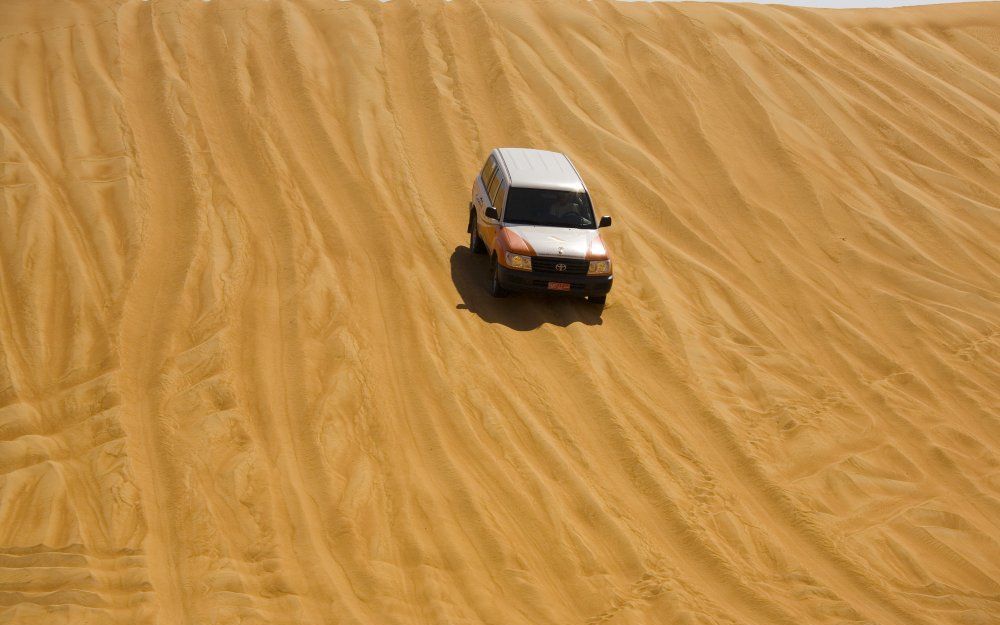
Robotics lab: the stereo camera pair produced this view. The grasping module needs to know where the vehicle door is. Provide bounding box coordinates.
[473,155,498,235]
[490,176,509,248]
[482,168,505,249]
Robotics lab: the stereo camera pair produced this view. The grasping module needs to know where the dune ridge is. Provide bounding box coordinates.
[0,0,998,623]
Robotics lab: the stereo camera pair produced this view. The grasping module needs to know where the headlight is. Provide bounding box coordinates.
[505,252,532,271]
[588,259,612,275]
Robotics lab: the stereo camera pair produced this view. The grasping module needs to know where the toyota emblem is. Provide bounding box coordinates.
[555,263,567,272]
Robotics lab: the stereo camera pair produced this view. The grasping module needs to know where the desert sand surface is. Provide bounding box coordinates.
[0,0,998,623]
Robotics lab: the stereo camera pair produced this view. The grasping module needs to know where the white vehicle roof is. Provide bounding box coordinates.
[494,147,586,192]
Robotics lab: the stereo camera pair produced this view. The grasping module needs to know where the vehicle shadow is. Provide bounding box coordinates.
[450,246,604,330]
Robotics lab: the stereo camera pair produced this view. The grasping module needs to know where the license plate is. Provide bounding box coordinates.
[547,282,571,291]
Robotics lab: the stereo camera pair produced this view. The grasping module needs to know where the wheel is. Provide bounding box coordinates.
[469,213,486,254]
[588,295,606,306]
[488,255,508,297]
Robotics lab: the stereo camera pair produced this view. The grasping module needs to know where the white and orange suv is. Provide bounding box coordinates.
[467,148,613,304]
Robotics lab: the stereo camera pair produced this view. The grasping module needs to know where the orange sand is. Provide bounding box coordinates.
[0,1,998,623]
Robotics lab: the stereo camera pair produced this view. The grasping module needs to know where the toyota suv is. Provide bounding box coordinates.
[467,148,613,304]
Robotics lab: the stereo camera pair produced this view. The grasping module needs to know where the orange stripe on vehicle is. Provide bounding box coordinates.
[499,228,537,257]
[586,234,609,260]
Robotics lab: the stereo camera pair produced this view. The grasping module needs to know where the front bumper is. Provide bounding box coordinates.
[497,265,613,297]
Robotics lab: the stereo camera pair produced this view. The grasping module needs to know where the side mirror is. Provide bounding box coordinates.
[599,215,612,228]
[485,206,499,221]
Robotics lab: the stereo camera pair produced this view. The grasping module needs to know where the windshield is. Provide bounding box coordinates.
[503,187,596,229]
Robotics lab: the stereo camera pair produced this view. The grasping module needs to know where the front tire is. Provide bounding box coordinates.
[469,213,486,254]
[488,256,508,297]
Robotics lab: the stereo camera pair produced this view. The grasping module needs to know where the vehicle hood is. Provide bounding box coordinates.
[503,225,605,259]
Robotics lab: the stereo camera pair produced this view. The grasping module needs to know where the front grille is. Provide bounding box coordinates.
[532,256,589,275]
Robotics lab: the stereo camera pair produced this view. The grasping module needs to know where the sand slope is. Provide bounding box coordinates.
[0,0,998,623]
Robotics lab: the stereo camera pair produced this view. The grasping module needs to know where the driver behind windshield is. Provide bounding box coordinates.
[504,188,596,229]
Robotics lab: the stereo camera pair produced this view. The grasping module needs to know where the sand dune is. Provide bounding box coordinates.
[0,0,998,623]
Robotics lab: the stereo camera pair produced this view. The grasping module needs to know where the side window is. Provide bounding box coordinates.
[480,157,497,190]
[494,181,508,216]
[488,171,503,206]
